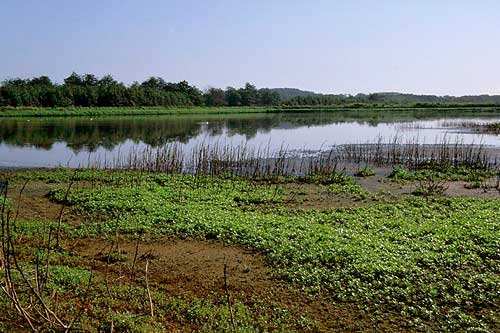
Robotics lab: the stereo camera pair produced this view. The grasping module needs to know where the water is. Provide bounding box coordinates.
[2,109,500,168]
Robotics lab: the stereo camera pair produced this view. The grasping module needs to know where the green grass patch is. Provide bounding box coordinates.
[355,167,376,177]
[2,105,499,118]
[41,171,500,331]
[47,265,92,293]
[326,176,369,200]
[0,106,279,118]
[388,165,497,182]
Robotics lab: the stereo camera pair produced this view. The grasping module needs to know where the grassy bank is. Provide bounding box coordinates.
[0,106,277,117]
[0,169,499,331]
[1,105,500,117]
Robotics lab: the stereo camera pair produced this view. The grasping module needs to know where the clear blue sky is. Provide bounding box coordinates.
[1,0,499,95]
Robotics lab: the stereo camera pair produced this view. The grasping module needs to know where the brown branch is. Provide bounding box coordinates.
[145,259,153,318]
[223,258,237,333]
[55,180,74,249]
[130,230,143,279]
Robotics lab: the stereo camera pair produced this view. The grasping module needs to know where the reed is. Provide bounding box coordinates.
[338,136,497,170]
[440,120,500,134]
[83,137,499,178]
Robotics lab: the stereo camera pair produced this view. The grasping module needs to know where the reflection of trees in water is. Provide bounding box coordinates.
[0,118,203,152]
[0,109,495,152]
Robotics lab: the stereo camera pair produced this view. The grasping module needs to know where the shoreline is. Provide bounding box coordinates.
[1,105,500,118]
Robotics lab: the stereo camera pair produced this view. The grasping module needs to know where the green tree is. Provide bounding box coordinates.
[204,87,225,106]
[240,83,258,106]
[225,87,241,106]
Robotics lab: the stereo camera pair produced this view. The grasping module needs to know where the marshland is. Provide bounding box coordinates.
[1,107,500,332]
[3,1,500,330]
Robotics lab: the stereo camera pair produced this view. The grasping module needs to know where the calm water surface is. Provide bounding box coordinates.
[2,110,500,168]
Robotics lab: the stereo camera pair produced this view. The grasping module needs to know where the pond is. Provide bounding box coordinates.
[2,109,500,168]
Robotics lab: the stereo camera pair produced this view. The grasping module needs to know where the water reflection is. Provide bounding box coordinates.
[1,109,500,168]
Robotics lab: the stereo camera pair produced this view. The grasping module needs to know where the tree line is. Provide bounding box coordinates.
[1,73,500,108]
[0,73,280,108]
[283,92,500,107]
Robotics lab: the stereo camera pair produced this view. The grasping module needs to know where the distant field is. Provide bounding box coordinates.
[1,105,500,117]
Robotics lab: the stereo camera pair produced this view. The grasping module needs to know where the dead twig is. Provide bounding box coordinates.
[224,258,237,333]
[55,180,74,249]
[145,259,154,318]
[130,230,143,279]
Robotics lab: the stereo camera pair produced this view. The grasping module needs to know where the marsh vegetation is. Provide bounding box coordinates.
[0,166,499,332]
[1,108,500,332]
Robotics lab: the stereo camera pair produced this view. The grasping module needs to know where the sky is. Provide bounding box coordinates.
[1,0,500,96]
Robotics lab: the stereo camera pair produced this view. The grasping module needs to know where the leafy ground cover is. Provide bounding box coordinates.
[1,169,499,331]
[388,165,499,182]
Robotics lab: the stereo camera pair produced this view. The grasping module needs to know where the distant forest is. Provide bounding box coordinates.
[1,73,500,108]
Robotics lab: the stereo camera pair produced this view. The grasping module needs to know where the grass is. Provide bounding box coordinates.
[1,169,499,331]
[0,106,279,117]
[1,105,500,118]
